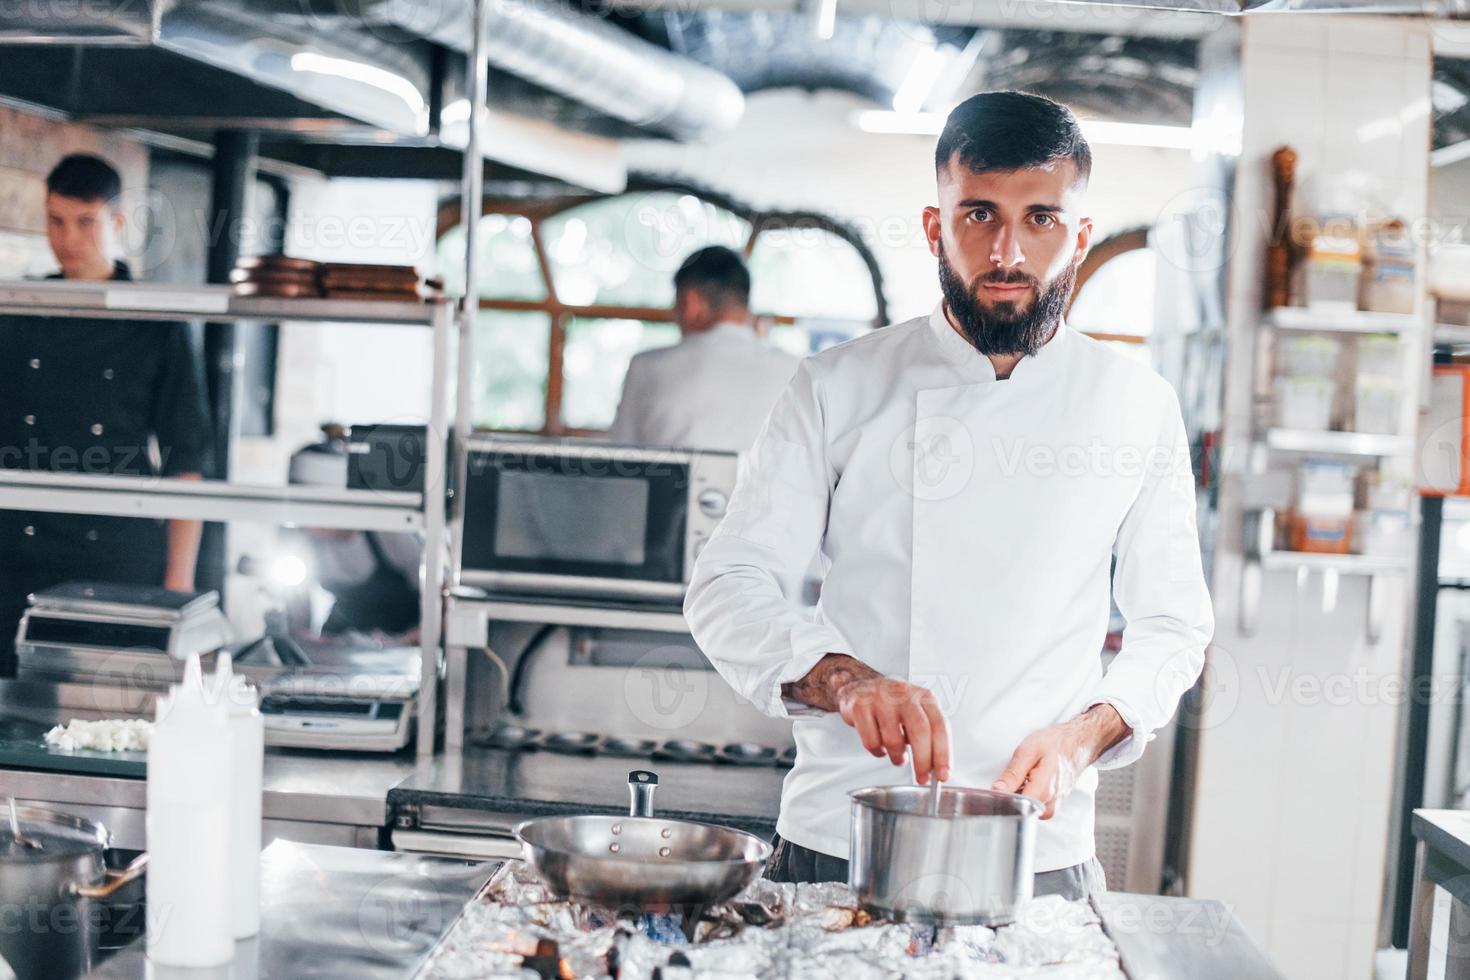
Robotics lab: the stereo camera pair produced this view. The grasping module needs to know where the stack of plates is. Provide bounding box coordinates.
[230,255,322,298]
[320,262,425,302]
[229,257,438,303]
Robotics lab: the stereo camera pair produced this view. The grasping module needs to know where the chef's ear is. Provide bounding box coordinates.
[921,206,942,258]
[1071,216,1094,267]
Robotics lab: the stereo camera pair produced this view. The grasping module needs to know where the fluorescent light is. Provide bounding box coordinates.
[1080,120,1198,150]
[439,100,628,195]
[854,110,945,135]
[808,0,837,41]
[1433,139,1470,168]
[291,52,428,132]
[854,110,1200,150]
[892,48,947,115]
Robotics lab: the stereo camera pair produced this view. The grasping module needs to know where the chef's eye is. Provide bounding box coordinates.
[1031,213,1057,228]
[968,208,992,223]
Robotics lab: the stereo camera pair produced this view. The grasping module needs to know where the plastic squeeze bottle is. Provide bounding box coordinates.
[212,653,264,939]
[145,653,234,966]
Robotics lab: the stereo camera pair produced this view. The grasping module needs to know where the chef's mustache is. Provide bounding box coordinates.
[973,270,1039,290]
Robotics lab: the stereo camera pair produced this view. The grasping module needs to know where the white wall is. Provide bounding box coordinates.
[625,89,1196,324]
[1189,17,1432,980]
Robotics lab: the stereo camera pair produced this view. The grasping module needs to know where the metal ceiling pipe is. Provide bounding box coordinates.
[0,0,164,45]
[360,0,745,140]
[0,0,438,136]
[157,1,435,135]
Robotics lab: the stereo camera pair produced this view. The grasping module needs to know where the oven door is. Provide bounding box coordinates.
[459,441,694,601]
[392,805,526,860]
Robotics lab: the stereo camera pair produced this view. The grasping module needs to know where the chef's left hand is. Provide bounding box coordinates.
[990,704,1129,820]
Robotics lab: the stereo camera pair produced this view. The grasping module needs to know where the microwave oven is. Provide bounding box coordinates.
[458,438,739,602]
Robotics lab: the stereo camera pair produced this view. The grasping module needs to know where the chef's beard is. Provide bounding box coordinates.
[937,245,1076,357]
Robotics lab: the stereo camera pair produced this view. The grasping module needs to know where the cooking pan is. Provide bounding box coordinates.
[514,770,770,910]
[849,782,1040,926]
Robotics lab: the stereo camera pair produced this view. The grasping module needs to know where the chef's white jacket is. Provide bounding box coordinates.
[684,304,1214,871]
[607,323,799,453]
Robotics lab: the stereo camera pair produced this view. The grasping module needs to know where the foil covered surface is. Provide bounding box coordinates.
[419,861,1127,980]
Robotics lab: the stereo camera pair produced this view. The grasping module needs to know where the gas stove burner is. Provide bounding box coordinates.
[777,745,797,768]
[476,723,542,750]
[600,734,658,758]
[653,738,717,762]
[719,742,777,766]
[540,731,601,755]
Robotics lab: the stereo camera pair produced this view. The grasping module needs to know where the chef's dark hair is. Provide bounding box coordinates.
[46,154,123,206]
[935,91,1091,185]
[674,246,750,308]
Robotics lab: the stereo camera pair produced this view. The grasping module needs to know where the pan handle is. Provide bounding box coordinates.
[628,770,658,818]
[71,853,148,900]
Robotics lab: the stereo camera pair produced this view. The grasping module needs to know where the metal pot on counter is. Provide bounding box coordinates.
[849,784,1040,926]
[0,802,146,980]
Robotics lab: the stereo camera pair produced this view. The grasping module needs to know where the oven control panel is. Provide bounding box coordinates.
[684,452,739,579]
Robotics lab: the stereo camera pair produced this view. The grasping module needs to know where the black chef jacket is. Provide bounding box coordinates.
[0,261,213,674]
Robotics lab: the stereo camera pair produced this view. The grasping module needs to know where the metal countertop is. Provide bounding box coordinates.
[84,840,494,979]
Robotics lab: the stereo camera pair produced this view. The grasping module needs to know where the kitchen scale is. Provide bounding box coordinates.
[16,581,233,689]
[15,582,419,752]
[255,646,420,752]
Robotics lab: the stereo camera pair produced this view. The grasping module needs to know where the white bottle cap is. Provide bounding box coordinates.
[210,651,258,715]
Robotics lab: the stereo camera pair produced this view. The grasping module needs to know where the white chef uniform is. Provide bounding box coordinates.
[607,323,799,453]
[683,303,1214,872]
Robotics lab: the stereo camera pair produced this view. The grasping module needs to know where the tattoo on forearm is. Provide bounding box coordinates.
[782,654,880,712]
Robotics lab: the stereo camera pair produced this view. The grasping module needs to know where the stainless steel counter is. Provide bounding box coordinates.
[85,840,494,979]
[0,750,419,850]
[0,679,422,848]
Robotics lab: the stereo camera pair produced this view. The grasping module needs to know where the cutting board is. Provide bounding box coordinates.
[0,717,146,779]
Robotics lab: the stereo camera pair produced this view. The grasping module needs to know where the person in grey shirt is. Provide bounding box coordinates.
[608,247,798,454]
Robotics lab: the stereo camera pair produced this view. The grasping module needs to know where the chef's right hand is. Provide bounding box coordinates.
[835,674,952,786]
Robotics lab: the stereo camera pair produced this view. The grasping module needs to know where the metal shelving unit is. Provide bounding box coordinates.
[0,282,454,759]
[1260,551,1411,575]
[1263,428,1412,458]
[1264,305,1419,334]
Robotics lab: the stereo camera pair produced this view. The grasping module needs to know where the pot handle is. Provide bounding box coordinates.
[628,770,658,818]
[71,853,148,900]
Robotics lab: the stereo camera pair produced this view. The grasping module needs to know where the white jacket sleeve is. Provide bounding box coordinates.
[683,359,853,718]
[1091,388,1215,769]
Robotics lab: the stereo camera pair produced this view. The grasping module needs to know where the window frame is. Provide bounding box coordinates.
[1067,227,1151,347]
[437,189,888,436]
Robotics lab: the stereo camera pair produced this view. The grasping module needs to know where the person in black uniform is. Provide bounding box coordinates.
[0,154,212,675]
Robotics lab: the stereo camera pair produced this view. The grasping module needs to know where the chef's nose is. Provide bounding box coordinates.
[989,224,1025,269]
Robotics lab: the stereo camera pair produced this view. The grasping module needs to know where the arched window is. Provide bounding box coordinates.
[1067,227,1154,365]
[436,190,886,435]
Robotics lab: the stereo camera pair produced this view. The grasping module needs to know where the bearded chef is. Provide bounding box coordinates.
[684,91,1214,899]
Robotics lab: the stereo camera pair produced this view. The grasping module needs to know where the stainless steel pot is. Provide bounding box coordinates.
[515,770,771,911]
[0,804,146,980]
[848,784,1040,926]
